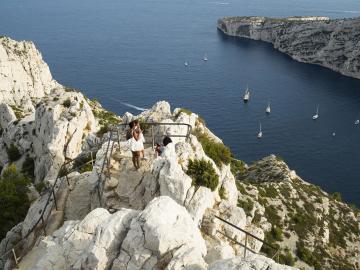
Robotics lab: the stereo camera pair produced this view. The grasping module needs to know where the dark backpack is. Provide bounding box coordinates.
[126,129,133,140]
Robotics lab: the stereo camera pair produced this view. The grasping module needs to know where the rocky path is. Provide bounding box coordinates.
[103,147,157,211]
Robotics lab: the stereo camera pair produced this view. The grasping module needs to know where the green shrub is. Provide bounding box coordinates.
[10,105,25,119]
[35,182,47,193]
[63,98,71,108]
[192,129,232,167]
[80,100,84,109]
[235,181,248,195]
[270,225,283,241]
[237,198,254,216]
[6,143,21,162]
[97,125,110,137]
[296,241,319,268]
[219,186,226,199]
[0,164,31,240]
[279,250,296,266]
[93,109,121,126]
[74,152,95,173]
[187,159,219,191]
[176,108,192,116]
[230,159,246,177]
[265,205,281,225]
[22,156,35,179]
[330,192,342,202]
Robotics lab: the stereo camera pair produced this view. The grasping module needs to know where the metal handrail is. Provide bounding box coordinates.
[0,146,100,266]
[214,215,280,261]
[1,121,192,266]
[94,121,192,207]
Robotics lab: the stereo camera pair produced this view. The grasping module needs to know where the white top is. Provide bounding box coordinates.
[130,133,145,152]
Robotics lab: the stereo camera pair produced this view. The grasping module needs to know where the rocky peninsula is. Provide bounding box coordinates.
[0,37,359,270]
[217,16,360,79]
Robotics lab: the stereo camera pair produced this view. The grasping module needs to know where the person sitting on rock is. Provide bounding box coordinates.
[161,136,175,160]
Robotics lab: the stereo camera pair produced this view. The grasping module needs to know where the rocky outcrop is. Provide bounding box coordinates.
[217,16,360,79]
[1,35,358,270]
[0,37,99,182]
[0,36,58,111]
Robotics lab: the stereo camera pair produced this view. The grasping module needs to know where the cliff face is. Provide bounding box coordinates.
[217,16,360,79]
[0,36,359,270]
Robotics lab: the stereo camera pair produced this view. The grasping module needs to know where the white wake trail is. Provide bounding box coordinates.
[121,102,147,111]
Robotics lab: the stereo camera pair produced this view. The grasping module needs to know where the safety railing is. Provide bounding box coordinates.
[214,215,280,262]
[94,122,192,207]
[1,121,192,267]
[0,147,100,267]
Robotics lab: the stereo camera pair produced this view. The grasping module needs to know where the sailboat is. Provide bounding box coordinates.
[312,105,319,120]
[203,53,208,61]
[184,62,189,67]
[266,102,271,114]
[257,123,263,139]
[243,86,250,102]
[355,119,360,125]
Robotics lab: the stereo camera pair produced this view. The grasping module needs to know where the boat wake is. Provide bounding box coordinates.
[121,102,147,111]
[208,1,230,5]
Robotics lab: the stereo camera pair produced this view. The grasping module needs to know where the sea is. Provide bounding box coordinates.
[1,0,360,205]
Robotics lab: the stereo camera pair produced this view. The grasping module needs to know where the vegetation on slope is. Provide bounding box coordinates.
[0,164,30,240]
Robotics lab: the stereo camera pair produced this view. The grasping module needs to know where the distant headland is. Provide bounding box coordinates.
[217,16,360,79]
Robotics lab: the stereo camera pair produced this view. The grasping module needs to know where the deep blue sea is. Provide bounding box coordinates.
[1,0,360,205]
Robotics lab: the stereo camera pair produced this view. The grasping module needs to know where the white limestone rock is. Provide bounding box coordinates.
[112,196,207,270]
[0,37,58,108]
[209,253,297,270]
[205,242,235,265]
[135,100,171,123]
[0,104,16,129]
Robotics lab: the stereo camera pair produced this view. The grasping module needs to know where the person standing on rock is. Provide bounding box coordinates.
[133,120,147,160]
[130,128,144,169]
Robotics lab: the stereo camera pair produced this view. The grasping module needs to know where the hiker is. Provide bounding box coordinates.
[130,128,145,169]
[133,120,147,160]
[161,136,176,160]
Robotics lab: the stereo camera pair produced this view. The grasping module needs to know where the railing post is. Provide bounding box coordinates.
[12,248,19,266]
[244,234,248,258]
[151,125,154,149]
[41,216,46,235]
[90,151,93,166]
[52,189,58,211]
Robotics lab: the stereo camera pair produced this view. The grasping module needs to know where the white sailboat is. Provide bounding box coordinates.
[203,53,208,61]
[243,86,250,102]
[312,105,319,120]
[355,119,360,125]
[266,102,271,114]
[257,123,263,139]
[184,62,189,67]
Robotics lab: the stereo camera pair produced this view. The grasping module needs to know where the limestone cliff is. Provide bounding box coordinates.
[217,16,360,79]
[0,36,359,270]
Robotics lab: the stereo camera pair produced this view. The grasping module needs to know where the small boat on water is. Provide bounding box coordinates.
[257,123,263,139]
[312,105,319,120]
[243,86,250,102]
[355,119,359,125]
[266,102,271,114]
[203,53,208,61]
[332,132,336,137]
[184,62,189,67]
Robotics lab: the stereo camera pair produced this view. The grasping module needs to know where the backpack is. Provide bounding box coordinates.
[126,129,133,140]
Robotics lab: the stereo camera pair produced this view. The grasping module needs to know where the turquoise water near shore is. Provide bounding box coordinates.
[1,0,360,205]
